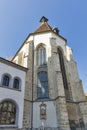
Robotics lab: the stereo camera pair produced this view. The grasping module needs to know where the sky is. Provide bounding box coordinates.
[0,0,87,92]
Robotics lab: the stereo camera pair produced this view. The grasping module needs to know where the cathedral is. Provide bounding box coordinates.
[0,16,87,130]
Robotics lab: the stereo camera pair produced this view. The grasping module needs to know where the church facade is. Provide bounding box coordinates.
[0,16,87,130]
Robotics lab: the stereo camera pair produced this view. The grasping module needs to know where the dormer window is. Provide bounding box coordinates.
[53,27,59,34]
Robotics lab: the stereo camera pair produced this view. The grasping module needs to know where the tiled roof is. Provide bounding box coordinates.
[34,23,52,33]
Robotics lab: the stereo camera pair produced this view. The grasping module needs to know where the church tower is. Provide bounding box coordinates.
[2,16,87,130]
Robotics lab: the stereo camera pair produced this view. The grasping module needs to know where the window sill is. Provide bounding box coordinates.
[38,64,47,68]
[36,97,50,101]
[0,124,18,128]
[0,85,21,92]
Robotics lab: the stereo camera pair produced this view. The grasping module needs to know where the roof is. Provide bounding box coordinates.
[7,57,13,61]
[12,17,67,60]
[0,57,28,72]
[34,17,66,41]
[12,29,67,61]
[34,22,52,33]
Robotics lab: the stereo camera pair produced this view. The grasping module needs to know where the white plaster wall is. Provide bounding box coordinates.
[51,33,66,54]
[13,32,70,68]
[13,56,18,64]
[27,33,60,64]
[51,33,66,46]
[33,101,58,128]
[26,33,52,67]
[13,42,29,68]
[23,42,29,67]
[66,46,73,61]
[0,62,26,128]
[28,32,68,62]
[33,33,52,61]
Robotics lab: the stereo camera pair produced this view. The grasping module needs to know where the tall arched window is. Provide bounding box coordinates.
[0,101,16,124]
[2,75,10,86]
[37,46,46,66]
[58,48,70,99]
[37,71,49,99]
[13,78,20,89]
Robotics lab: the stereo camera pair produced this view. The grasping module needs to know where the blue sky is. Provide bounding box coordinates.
[0,0,87,92]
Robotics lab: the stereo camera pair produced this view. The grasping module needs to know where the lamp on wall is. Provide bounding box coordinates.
[40,102,47,130]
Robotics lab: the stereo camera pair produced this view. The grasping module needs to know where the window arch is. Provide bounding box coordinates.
[58,48,70,99]
[37,71,49,99]
[58,48,68,89]
[2,74,11,87]
[0,101,16,124]
[37,45,46,66]
[13,77,21,90]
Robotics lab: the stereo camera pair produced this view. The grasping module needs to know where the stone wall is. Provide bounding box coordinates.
[3,27,87,130]
[79,102,87,129]
[0,128,17,130]
[56,98,70,130]
[67,60,85,102]
[23,41,34,129]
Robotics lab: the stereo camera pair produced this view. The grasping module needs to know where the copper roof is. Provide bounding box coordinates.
[34,22,52,33]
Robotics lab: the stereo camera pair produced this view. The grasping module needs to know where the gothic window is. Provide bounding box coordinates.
[58,48,68,89]
[69,120,76,130]
[58,48,70,99]
[13,78,20,89]
[2,75,10,87]
[37,71,49,99]
[0,101,16,125]
[37,46,46,66]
